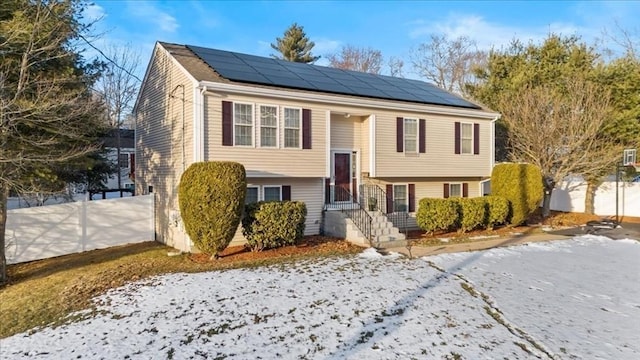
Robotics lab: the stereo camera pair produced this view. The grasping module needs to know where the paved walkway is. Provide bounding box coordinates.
[387,233,571,257]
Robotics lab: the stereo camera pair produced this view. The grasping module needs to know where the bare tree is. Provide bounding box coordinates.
[388,56,405,77]
[498,77,620,217]
[1,0,104,285]
[326,45,383,74]
[410,34,486,95]
[95,45,140,189]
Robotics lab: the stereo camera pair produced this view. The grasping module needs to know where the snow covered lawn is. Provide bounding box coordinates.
[2,235,639,359]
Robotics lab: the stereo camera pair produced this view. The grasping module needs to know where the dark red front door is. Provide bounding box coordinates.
[334,153,350,202]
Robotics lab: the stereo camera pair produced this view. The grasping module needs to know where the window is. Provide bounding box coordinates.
[449,183,462,198]
[461,123,473,154]
[404,118,418,154]
[246,186,259,204]
[284,107,301,148]
[234,103,253,146]
[393,184,408,212]
[259,105,278,147]
[119,154,129,168]
[263,186,282,202]
[623,149,636,165]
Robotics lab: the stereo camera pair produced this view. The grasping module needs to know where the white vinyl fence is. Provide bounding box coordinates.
[5,195,154,264]
[550,181,640,217]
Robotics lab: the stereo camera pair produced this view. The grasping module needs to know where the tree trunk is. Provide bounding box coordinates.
[116,128,122,190]
[0,184,8,286]
[542,187,553,218]
[585,181,598,215]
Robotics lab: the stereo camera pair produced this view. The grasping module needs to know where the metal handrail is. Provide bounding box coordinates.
[360,184,409,238]
[327,185,373,243]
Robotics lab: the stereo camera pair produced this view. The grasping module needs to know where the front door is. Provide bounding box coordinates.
[334,153,351,202]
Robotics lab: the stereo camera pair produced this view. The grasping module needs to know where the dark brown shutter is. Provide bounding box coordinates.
[386,184,394,213]
[473,123,480,155]
[396,117,403,152]
[129,153,135,179]
[454,122,461,154]
[408,184,416,212]
[419,119,426,153]
[463,183,469,198]
[222,101,233,146]
[443,183,450,198]
[324,178,331,204]
[302,109,312,149]
[282,185,291,201]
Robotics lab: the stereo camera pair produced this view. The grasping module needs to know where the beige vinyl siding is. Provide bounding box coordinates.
[330,114,363,150]
[361,116,370,174]
[135,45,195,250]
[228,178,324,246]
[203,94,326,177]
[374,112,492,178]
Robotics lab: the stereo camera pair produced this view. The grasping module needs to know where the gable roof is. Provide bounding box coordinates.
[101,129,135,149]
[159,42,481,110]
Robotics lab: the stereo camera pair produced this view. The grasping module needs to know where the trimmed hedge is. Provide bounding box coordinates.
[484,196,510,230]
[242,201,307,251]
[178,161,246,257]
[416,198,458,234]
[450,197,486,233]
[491,163,543,225]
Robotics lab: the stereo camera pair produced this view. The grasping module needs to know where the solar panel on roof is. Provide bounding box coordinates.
[186,44,480,109]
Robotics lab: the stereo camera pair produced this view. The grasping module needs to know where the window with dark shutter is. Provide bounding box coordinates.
[473,123,480,155]
[463,183,469,197]
[386,184,393,212]
[222,101,233,146]
[443,183,450,198]
[419,119,426,153]
[396,117,403,152]
[282,185,291,201]
[454,122,461,154]
[302,109,312,149]
[408,184,416,212]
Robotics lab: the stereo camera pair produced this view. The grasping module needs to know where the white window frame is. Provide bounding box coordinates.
[393,183,408,213]
[449,183,463,198]
[245,185,260,205]
[623,149,636,166]
[233,102,254,147]
[404,118,418,154]
[258,104,279,148]
[283,106,302,149]
[460,122,473,155]
[118,153,130,168]
[263,185,283,202]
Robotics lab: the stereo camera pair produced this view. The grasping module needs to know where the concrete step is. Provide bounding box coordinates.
[374,238,408,249]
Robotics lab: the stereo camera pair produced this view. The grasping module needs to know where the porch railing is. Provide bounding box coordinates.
[359,184,410,238]
[326,185,373,243]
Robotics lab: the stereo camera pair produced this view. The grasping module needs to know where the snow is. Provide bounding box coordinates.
[2,236,639,359]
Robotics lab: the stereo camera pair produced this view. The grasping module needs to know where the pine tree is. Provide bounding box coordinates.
[270,23,320,63]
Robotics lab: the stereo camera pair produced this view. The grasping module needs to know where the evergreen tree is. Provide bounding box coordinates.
[0,0,105,285]
[270,23,320,63]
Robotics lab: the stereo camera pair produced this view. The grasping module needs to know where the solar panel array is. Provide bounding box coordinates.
[187,45,480,109]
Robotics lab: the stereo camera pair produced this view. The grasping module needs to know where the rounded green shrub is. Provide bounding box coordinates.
[416,198,458,234]
[491,163,543,226]
[449,197,486,233]
[242,201,307,251]
[484,195,510,230]
[178,161,246,257]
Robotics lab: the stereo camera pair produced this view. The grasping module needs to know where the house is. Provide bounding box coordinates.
[101,128,135,191]
[134,42,500,252]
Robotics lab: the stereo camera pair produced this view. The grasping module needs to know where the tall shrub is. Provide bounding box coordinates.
[242,201,307,251]
[178,161,246,258]
[449,198,486,233]
[416,198,458,234]
[491,163,543,225]
[484,196,510,230]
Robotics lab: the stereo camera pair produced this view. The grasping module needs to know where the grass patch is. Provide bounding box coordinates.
[0,237,361,339]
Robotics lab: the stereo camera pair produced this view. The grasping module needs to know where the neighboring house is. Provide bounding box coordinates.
[101,129,135,190]
[134,42,500,252]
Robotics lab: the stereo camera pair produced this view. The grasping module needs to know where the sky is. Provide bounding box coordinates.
[3,236,639,358]
[85,0,640,78]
